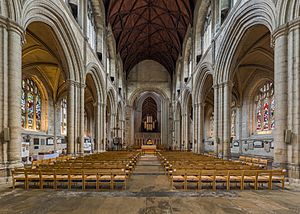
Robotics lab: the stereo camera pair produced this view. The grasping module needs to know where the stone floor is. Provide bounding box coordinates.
[0,155,300,214]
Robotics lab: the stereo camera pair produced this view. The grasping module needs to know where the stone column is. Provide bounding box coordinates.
[223,81,232,160]
[53,102,58,152]
[213,84,219,156]
[289,27,300,181]
[165,100,170,147]
[237,106,243,154]
[273,29,288,167]
[181,113,187,150]
[7,26,23,165]
[218,84,225,158]
[161,100,169,148]
[67,81,75,155]
[100,102,106,151]
[93,102,99,152]
[280,26,300,181]
[0,24,8,166]
[193,103,199,153]
[79,83,85,154]
[199,103,205,154]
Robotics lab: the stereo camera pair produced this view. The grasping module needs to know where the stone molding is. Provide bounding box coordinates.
[66,79,85,88]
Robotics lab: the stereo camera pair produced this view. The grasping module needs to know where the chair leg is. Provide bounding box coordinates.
[96,180,99,190]
[25,180,29,190]
[213,181,216,191]
[110,181,113,190]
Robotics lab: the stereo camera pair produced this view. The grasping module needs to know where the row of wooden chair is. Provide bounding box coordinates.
[12,168,127,190]
[12,151,141,190]
[238,156,270,168]
[170,169,285,190]
[157,152,285,191]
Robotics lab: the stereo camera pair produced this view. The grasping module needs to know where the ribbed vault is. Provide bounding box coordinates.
[142,97,157,120]
[104,0,194,76]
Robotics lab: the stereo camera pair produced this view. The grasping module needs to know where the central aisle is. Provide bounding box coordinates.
[127,154,170,192]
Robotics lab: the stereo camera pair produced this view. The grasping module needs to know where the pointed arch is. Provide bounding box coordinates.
[21,0,84,83]
[214,0,276,84]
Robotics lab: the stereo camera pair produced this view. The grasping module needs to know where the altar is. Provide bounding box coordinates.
[141,139,157,154]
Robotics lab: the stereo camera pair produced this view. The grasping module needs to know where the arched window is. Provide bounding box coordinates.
[255,82,275,134]
[21,78,42,130]
[61,98,67,135]
[87,0,96,50]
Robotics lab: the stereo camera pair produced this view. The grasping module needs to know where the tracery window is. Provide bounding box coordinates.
[21,78,42,130]
[255,82,275,134]
[61,98,67,135]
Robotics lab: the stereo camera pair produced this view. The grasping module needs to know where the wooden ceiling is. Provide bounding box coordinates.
[104,0,194,76]
[142,97,157,120]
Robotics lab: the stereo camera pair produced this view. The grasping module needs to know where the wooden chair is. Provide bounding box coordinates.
[98,171,113,189]
[170,169,186,190]
[83,169,99,190]
[271,170,285,190]
[26,169,40,189]
[215,170,229,190]
[200,170,215,190]
[54,169,69,189]
[112,169,127,190]
[242,170,257,190]
[185,170,200,190]
[40,169,55,189]
[69,170,84,189]
[228,170,243,190]
[12,168,26,189]
[257,170,272,189]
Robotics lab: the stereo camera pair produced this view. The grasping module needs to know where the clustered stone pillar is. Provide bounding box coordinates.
[161,100,169,148]
[273,29,288,169]
[273,23,300,183]
[199,103,205,154]
[7,25,23,166]
[181,112,187,150]
[222,81,232,160]
[100,102,106,151]
[67,81,75,154]
[288,27,300,181]
[213,84,220,156]
[94,102,101,152]
[193,103,199,153]
[79,83,85,154]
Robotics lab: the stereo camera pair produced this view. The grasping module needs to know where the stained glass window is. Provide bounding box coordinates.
[255,82,274,134]
[61,98,67,135]
[21,78,42,130]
